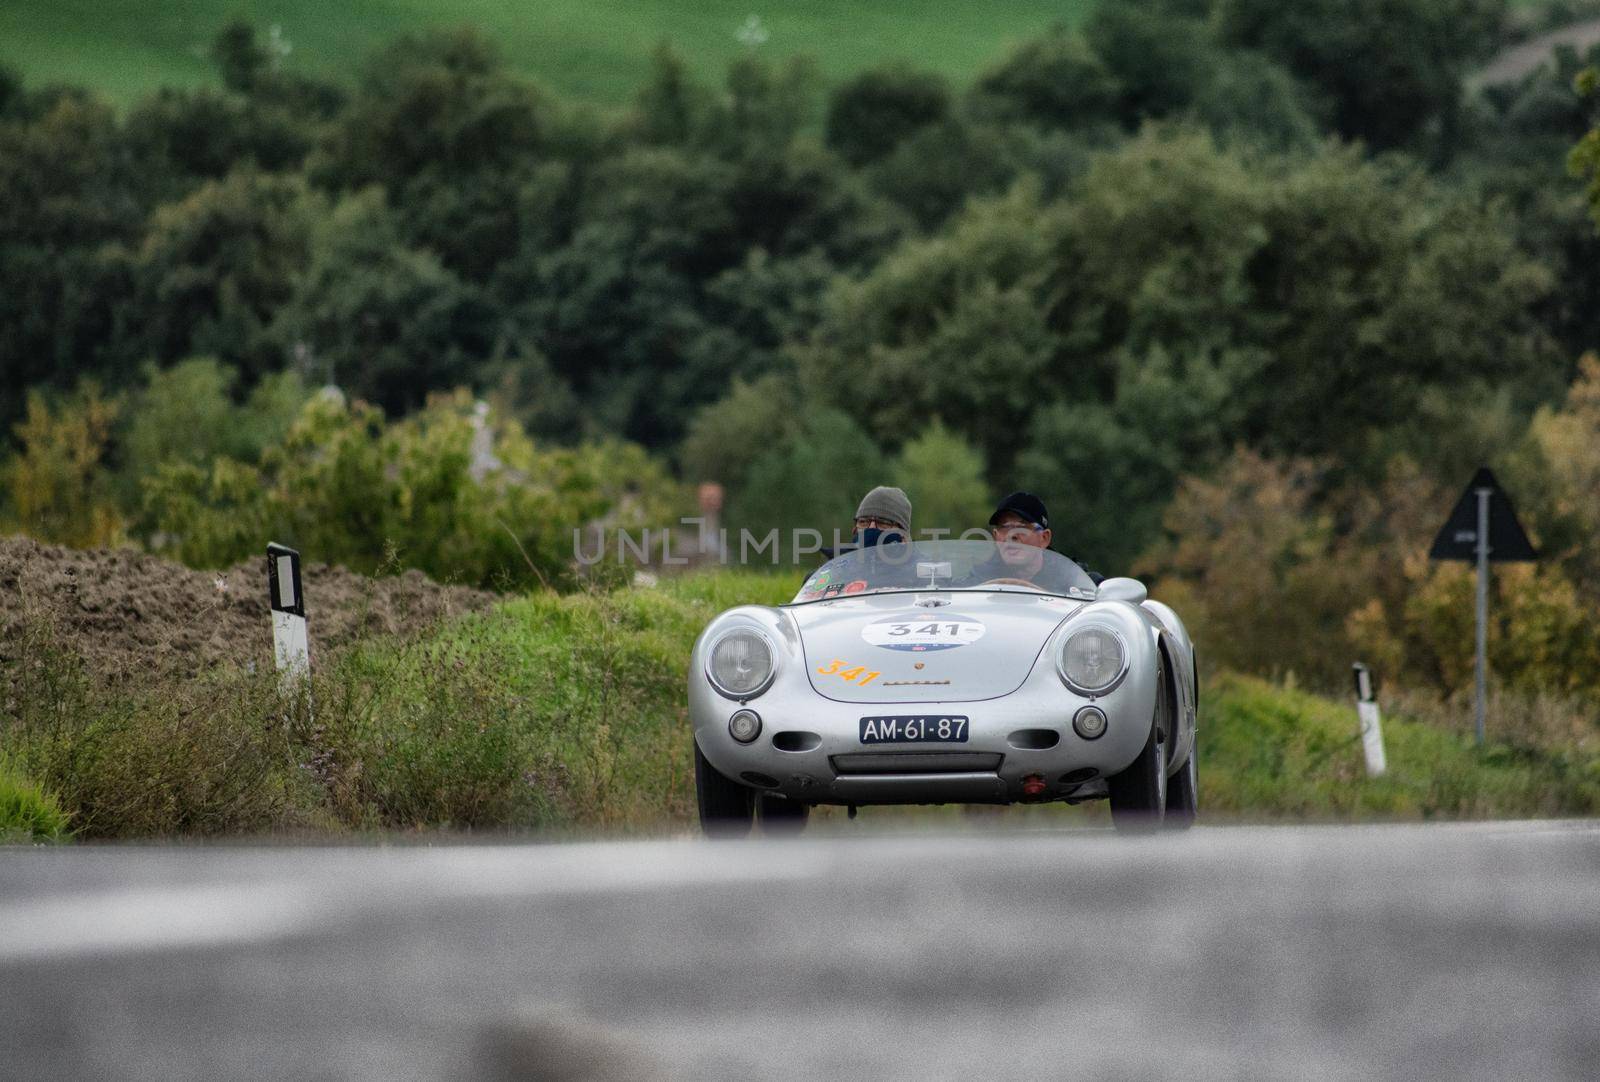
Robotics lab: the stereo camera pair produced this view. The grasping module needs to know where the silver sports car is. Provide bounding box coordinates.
[688,539,1198,835]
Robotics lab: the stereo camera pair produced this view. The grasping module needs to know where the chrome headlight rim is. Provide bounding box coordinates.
[705,626,778,701]
[1056,624,1130,697]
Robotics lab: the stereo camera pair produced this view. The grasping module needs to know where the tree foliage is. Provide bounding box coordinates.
[1217,0,1506,153]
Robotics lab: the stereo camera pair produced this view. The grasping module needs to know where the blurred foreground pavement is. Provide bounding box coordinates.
[2,821,1598,1081]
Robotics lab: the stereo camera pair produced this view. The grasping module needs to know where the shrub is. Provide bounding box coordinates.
[0,764,71,843]
[142,389,687,589]
[3,385,123,547]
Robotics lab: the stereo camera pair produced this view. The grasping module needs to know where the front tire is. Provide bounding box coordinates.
[1107,669,1170,833]
[1164,747,1197,831]
[695,739,754,838]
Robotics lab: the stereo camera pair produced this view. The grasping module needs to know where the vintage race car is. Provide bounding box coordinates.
[688,539,1198,835]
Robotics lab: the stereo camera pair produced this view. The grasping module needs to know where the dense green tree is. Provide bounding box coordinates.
[316,28,546,281]
[1217,0,1505,153]
[128,170,317,379]
[725,142,906,265]
[889,421,990,534]
[1574,65,1600,228]
[865,118,1019,229]
[1188,48,1322,151]
[971,27,1121,134]
[800,182,1064,477]
[630,44,719,147]
[0,90,145,416]
[1435,44,1600,360]
[209,17,271,94]
[269,188,489,412]
[803,127,1556,564]
[730,408,886,536]
[124,88,313,194]
[825,66,951,167]
[678,372,800,488]
[1017,344,1265,569]
[718,54,820,161]
[1051,128,1555,460]
[1083,0,1216,127]
[0,64,22,116]
[512,146,736,441]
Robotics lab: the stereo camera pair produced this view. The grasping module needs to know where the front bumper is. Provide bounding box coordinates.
[690,678,1154,806]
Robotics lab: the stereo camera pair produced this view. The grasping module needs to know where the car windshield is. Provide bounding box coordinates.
[789,539,1097,604]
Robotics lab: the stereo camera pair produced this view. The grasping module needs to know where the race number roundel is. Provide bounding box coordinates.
[862,614,986,652]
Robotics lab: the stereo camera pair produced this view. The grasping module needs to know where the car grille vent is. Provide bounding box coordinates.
[830,752,1004,775]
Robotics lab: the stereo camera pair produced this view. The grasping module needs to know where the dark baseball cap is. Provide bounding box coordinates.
[989,491,1049,529]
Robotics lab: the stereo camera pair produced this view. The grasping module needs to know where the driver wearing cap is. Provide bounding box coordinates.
[969,491,1091,592]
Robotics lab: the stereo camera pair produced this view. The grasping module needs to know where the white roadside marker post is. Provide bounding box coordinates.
[1352,662,1386,777]
[267,543,310,690]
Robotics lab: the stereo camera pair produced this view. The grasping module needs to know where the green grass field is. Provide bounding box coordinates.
[0,0,1095,108]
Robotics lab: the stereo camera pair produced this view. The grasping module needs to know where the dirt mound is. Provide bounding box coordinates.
[0,535,496,683]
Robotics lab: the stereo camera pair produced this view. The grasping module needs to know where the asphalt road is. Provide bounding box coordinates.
[3,821,1598,1081]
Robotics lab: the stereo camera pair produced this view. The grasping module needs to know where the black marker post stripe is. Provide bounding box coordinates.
[268,542,305,618]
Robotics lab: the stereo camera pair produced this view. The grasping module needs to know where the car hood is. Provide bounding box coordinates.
[788,590,1083,703]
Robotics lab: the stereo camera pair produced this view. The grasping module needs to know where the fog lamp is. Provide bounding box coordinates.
[728,709,762,744]
[1073,705,1108,740]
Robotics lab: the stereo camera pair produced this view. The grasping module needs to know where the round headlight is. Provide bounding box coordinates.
[708,628,776,699]
[1058,626,1128,695]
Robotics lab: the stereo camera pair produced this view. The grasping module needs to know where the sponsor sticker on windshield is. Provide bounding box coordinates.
[862,614,986,652]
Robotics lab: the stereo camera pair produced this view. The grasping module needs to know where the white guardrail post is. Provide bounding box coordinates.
[267,543,311,691]
[1352,662,1386,777]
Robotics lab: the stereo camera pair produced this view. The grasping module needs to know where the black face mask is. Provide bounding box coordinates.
[853,527,906,549]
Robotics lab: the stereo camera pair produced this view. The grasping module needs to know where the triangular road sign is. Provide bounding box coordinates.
[1428,467,1537,562]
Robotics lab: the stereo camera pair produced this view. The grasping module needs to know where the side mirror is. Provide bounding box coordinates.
[1097,577,1148,604]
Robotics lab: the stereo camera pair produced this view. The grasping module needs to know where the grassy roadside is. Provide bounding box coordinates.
[4,569,1596,840]
[1201,673,1600,821]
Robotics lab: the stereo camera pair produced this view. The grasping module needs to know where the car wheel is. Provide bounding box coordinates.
[695,739,754,838]
[1107,669,1170,833]
[1164,747,1197,831]
[757,794,810,834]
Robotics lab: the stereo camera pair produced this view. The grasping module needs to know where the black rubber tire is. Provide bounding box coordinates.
[695,739,754,838]
[1164,746,1197,831]
[757,793,810,834]
[1108,670,1170,833]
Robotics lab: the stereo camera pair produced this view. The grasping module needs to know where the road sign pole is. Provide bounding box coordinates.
[1429,467,1535,747]
[1474,488,1490,745]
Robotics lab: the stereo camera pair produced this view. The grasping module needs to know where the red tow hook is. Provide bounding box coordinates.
[1021,773,1048,801]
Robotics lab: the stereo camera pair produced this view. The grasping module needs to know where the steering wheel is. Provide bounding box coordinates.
[978,577,1039,588]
